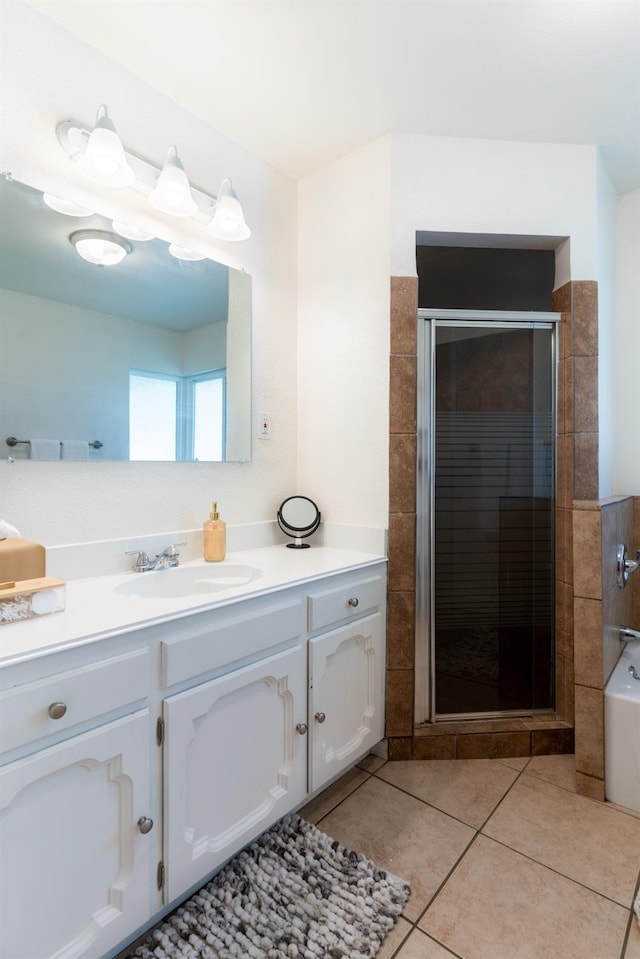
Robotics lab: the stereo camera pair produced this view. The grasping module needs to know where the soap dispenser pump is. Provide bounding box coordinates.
[203,501,226,562]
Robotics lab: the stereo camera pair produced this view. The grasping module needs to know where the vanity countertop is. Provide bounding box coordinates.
[0,544,387,667]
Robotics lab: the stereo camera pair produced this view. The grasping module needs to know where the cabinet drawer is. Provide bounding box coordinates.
[307,574,384,632]
[0,648,149,755]
[161,598,305,687]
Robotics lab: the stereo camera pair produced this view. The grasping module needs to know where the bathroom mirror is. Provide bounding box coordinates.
[0,175,251,462]
[277,496,321,549]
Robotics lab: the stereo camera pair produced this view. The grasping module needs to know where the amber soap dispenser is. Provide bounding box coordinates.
[203,501,226,562]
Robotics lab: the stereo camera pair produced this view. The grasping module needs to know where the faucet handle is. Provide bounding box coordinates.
[125,549,152,572]
[616,544,640,588]
[161,542,186,558]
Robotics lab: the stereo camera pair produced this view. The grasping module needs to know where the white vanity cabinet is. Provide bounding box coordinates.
[158,597,309,901]
[0,649,153,959]
[307,574,386,791]
[0,555,386,959]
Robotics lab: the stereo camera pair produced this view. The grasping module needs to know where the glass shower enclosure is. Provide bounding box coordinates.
[415,310,558,722]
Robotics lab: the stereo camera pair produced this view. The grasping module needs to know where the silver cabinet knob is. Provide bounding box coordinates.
[314,711,326,724]
[296,723,308,735]
[348,597,359,607]
[48,702,67,720]
[137,816,154,834]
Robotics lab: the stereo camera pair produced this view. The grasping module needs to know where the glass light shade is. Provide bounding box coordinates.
[207,180,250,241]
[149,146,197,217]
[113,220,155,241]
[168,244,206,261]
[43,194,93,217]
[70,230,132,267]
[76,105,135,188]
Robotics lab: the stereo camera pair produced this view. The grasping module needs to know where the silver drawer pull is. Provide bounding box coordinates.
[137,816,154,834]
[48,702,67,720]
[348,597,359,608]
[314,712,326,724]
[296,723,308,735]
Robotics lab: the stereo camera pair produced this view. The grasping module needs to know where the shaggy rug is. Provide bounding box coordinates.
[128,813,411,959]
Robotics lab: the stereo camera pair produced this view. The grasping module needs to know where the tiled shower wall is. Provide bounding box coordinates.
[572,496,639,799]
[387,276,605,768]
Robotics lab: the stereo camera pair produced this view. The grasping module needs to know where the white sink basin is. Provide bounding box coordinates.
[114,563,261,599]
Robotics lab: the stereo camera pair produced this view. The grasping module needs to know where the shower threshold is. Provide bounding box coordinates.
[412,715,574,760]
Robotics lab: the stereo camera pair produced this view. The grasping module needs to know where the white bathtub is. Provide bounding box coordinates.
[605,641,640,813]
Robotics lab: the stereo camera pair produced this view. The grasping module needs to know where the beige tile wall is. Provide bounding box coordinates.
[387,277,602,764]
[573,497,637,799]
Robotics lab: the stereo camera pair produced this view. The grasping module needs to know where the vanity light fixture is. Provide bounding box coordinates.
[70,229,132,267]
[43,194,93,217]
[56,106,251,241]
[208,179,251,241]
[168,244,206,261]
[149,146,198,217]
[75,105,135,188]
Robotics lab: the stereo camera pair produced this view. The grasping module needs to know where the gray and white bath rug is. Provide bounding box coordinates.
[128,813,410,959]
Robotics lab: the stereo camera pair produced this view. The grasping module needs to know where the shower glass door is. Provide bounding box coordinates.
[419,315,556,720]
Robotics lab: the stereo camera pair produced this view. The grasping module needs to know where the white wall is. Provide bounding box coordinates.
[297,137,391,526]
[390,133,600,279]
[614,189,640,494]
[0,3,298,545]
[596,156,618,498]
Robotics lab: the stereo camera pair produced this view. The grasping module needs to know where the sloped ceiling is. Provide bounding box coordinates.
[23,0,640,192]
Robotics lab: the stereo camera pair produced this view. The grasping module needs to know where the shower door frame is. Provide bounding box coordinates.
[415,309,560,725]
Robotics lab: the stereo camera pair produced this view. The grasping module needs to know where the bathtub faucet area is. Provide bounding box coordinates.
[619,625,640,642]
[616,543,640,588]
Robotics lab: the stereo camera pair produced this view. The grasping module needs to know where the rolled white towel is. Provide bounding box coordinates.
[29,439,60,460]
[61,440,89,461]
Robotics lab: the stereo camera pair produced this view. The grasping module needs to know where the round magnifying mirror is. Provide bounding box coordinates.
[277,496,321,549]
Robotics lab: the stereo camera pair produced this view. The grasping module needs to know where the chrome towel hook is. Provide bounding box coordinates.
[617,544,640,588]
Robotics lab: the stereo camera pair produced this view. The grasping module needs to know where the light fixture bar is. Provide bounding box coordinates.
[56,118,245,232]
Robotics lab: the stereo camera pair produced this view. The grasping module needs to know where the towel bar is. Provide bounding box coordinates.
[6,437,103,449]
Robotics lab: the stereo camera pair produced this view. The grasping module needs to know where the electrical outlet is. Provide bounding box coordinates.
[258,411,272,439]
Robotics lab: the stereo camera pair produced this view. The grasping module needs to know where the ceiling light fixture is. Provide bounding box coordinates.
[75,105,135,188]
[69,229,132,267]
[43,194,94,217]
[208,179,251,241]
[56,106,251,241]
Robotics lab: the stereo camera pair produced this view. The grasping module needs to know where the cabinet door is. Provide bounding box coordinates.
[163,644,307,901]
[309,612,385,792]
[0,711,152,959]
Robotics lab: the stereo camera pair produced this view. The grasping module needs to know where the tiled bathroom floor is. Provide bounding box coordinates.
[299,753,640,959]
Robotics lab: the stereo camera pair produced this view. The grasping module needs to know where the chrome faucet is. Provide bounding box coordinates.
[619,625,640,643]
[125,542,186,572]
[151,543,186,570]
[616,544,640,588]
